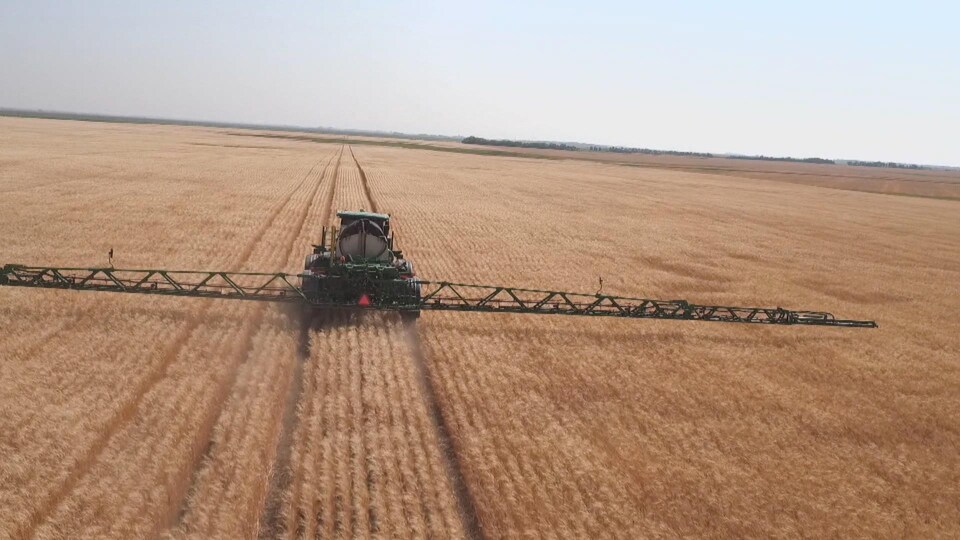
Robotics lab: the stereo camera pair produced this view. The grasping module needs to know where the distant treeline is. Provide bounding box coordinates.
[846,160,928,170]
[462,136,580,151]
[588,146,835,164]
[588,145,712,158]
[728,155,834,165]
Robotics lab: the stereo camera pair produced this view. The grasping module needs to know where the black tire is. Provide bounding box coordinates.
[400,278,421,320]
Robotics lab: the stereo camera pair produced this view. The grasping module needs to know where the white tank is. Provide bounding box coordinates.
[337,219,391,261]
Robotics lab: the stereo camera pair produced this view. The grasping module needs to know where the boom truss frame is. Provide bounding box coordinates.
[0,264,877,328]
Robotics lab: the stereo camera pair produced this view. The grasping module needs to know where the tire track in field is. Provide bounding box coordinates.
[17,156,332,540]
[170,149,339,533]
[349,145,380,213]
[402,322,483,540]
[352,146,483,539]
[232,158,327,269]
[320,146,345,225]
[258,145,344,539]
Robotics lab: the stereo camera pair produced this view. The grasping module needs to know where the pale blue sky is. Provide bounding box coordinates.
[1,1,957,165]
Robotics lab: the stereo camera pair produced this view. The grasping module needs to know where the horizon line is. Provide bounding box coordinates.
[0,106,954,170]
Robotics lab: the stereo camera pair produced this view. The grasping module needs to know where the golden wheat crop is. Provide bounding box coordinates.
[1,117,958,539]
[355,143,960,538]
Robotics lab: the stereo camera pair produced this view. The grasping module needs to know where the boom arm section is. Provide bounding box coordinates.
[0,264,309,303]
[0,264,877,328]
[417,282,876,327]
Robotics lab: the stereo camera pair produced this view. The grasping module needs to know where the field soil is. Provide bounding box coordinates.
[1,117,958,539]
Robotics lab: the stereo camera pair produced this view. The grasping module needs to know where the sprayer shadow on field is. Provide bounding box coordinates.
[279,305,413,337]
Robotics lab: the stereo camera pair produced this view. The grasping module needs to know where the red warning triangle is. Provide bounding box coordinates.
[358,293,371,307]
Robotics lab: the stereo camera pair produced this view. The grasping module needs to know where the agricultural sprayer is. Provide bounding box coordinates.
[0,211,876,328]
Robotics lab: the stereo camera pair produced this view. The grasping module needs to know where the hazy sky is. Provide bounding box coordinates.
[2,1,958,165]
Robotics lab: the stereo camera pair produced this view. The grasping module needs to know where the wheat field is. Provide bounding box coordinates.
[1,117,958,539]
